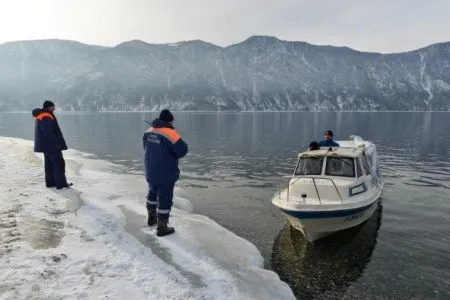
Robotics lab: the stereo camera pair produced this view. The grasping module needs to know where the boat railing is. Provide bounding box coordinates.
[276,175,344,204]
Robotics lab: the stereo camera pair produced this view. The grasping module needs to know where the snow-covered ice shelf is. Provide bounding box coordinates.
[0,137,294,300]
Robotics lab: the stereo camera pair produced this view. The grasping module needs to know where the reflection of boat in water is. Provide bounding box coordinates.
[271,203,383,300]
[271,136,383,242]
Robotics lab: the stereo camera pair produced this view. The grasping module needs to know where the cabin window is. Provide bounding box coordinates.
[325,157,355,177]
[362,154,371,175]
[295,156,324,175]
[356,158,363,177]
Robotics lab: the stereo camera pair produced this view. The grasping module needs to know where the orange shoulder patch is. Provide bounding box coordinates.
[36,112,55,121]
[153,128,181,143]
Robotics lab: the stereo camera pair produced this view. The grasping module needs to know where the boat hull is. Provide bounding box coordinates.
[281,200,380,243]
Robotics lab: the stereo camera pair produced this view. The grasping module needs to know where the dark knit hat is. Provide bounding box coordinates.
[43,100,55,109]
[159,109,174,123]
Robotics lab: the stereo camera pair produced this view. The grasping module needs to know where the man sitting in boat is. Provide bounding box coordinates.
[319,130,339,147]
[308,141,320,151]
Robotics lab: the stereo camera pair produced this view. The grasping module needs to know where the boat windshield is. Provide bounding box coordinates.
[295,156,324,175]
[325,157,355,177]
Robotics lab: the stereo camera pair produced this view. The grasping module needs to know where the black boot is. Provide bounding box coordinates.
[56,183,73,190]
[147,209,157,226]
[157,218,175,237]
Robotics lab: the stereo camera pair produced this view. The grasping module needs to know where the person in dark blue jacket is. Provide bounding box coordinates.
[32,100,72,189]
[308,141,321,151]
[319,130,340,147]
[143,109,188,236]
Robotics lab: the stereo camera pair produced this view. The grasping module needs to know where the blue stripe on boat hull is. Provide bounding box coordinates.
[280,202,376,219]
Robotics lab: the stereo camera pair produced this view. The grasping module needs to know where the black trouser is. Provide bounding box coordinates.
[146,182,174,220]
[44,151,67,188]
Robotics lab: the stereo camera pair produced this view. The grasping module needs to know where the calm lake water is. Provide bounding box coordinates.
[1,111,450,299]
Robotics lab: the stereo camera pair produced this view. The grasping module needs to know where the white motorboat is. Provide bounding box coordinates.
[271,136,383,243]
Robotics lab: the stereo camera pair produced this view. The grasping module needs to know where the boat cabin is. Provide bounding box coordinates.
[293,147,373,179]
[287,145,380,203]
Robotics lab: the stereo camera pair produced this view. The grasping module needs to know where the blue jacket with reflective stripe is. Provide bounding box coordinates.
[143,119,188,186]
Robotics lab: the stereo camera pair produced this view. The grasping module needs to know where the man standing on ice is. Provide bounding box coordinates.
[143,109,188,236]
[32,100,72,189]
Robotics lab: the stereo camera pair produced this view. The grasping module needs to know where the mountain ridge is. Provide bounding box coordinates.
[0,36,449,111]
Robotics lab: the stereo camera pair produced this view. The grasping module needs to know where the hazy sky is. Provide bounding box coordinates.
[1,0,449,53]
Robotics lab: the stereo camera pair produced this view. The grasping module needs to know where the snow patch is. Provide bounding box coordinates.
[87,71,104,80]
[419,53,433,106]
[435,79,450,91]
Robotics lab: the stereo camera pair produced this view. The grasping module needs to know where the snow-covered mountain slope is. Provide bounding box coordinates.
[0,37,449,111]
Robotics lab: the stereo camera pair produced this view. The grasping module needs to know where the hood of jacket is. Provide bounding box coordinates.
[151,118,174,129]
[32,108,44,117]
[32,108,56,120]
